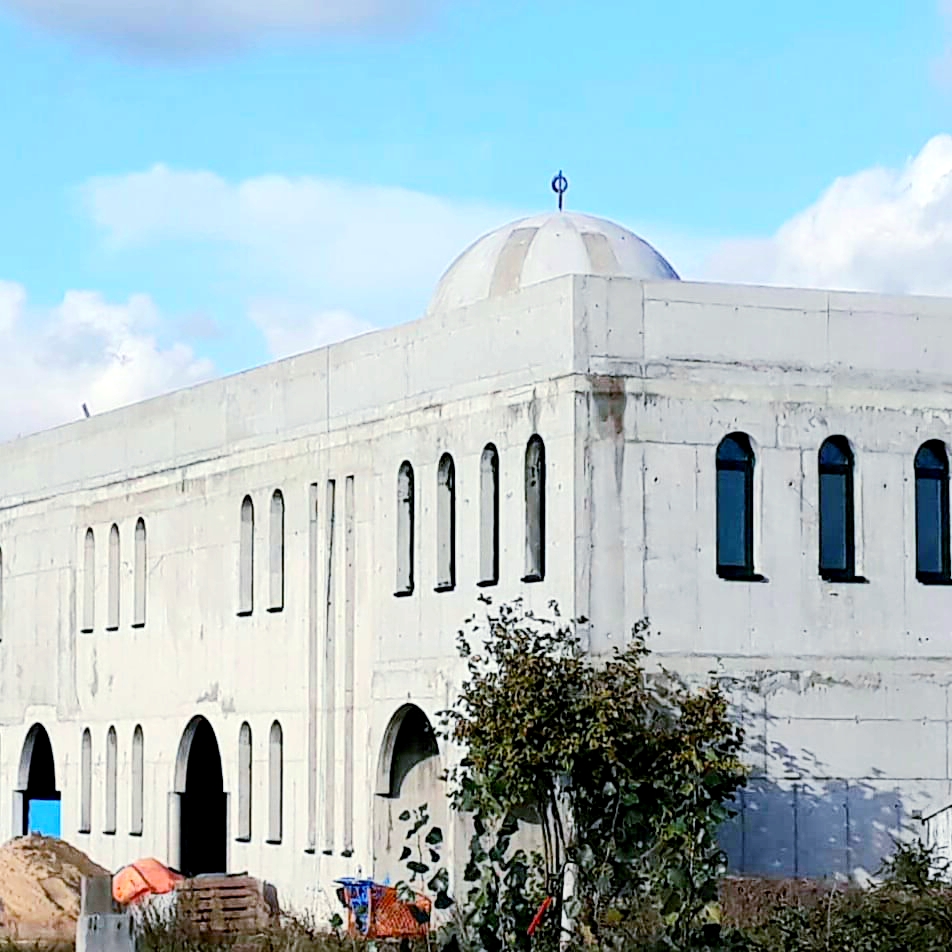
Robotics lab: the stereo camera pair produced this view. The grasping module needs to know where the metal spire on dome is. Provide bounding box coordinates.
[551,170,568,211]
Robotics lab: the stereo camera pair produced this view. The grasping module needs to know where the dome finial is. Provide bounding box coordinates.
[551,170,568,211]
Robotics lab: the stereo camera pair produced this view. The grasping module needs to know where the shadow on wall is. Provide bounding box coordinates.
[373,705,447,887]
[719,735,906,880]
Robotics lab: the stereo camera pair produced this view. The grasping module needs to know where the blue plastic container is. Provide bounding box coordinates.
[335,878,375,935]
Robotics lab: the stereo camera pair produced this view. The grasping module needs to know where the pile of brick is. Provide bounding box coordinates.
[176,875,279,938]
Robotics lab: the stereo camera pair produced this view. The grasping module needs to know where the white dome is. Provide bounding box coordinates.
[428,211,679,314]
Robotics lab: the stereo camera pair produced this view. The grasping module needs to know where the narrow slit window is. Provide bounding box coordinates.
[716,433,756,579]
[523,436,546,582]
[80,729,92,833]
[436,454,456,591]
[478,444,499,586]
[104,726,117,834]
[82,529,95,633]
[268,721,283,844]
[238,722,252,842]
[818,437,856,580]
[269,491,285,611]
[133,518,146,628]
[916,440,950,583]
[395,462,414,596]
[130,725,143,835]
[107,524,120,631]
[239,496,254,615]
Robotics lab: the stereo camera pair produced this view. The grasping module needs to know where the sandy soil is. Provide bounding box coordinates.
[0,835,108,942]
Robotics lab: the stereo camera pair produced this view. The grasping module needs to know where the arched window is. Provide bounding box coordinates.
[104,726,117,834]
[916,440,950,583]
[237,722,252,842]
[523,436,545,582]
[269,491,285,612]
[716,433,756,579]
[377,704,440,798]
[436,454,456,591]
[130,726,144,836]
[239,496,254,615]
[268,721,283,844]
[479,444,499,586]
[133,518,146,628]
[80,729,91,833]
[107,524,120,631]
[82,529,95,633]
[818,437,856,580]
[395,462,414,596]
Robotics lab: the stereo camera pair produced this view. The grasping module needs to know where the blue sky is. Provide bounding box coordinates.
[0,0,950,435]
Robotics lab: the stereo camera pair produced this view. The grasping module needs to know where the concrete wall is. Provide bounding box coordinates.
[2,268,952,911]
[576,276,952,877]
[0,278,579,913]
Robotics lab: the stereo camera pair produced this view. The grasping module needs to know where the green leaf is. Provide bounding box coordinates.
[398,810,411,822]
[435,890,454,910]
[425,826,443,845]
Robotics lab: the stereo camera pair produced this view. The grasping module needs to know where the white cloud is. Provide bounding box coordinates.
[248,302,377,359]
[80,165,517,357]
[0,0,444,56]
[15,132,952,445]
[0,281,213,440]
[702,135,952,296]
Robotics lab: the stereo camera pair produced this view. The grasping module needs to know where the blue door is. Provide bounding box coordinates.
[27,799,61,836]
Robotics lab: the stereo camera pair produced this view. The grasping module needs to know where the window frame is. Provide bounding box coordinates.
[478,444,500,587]
[238,495,255,615]
[237,721,252,842]
[435,453,456,592]
[915,440,951,585]
[104,726,117,835]
[82,528,95,633]
[79,728,92,834]
[818,436,859,582]
[269,490,285,612]
[130,725,144,836]
[523,435,546,583]
[395,462,415,597]
[107,524,120,631]
[715,433,760,581]
[133,518,147,628]
[267,720,283,845]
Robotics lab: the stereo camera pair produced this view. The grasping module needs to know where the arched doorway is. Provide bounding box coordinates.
[374,704,445,883]
[17,725,60,836]
[175,717,226,877]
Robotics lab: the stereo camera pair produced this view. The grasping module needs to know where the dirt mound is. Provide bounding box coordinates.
[0,834,109,942]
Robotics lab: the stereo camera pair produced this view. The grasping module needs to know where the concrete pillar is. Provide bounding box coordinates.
[76,875,134,952]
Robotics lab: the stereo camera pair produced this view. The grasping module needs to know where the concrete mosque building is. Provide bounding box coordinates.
[2,201,952,910]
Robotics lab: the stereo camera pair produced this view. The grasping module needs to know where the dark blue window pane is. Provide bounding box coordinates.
[717,469,748,568]
[819,471,848,572]
[917,475,945,576]
[820,440,851,468]
[916,444,946,473]
[717,436,749,464]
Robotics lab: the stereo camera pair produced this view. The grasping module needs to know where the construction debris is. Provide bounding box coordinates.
[176,874,279,937]
[0,834,109,942]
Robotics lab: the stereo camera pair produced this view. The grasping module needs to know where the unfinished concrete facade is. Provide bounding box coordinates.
[0,209,949,910]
